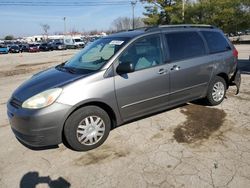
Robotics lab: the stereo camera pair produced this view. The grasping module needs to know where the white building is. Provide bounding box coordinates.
[24,35,44,43]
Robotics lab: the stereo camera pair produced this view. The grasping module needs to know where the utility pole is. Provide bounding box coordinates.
[63,17,66,35]
[131,1,137,30]
[182,0,185,22]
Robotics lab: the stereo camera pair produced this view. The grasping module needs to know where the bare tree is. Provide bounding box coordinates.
[40,24,50,41]
[40,24,50,35]
[111,17,145,31]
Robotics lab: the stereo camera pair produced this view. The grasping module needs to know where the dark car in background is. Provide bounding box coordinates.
[9,45,21,53]
[52,42,66,50]
[19,44,29,52]
[0,44,8,54]
[39,43,53,51]
[28,44,40,52]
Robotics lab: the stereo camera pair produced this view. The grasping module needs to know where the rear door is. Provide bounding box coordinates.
[164,31,213,105]
[114,34,170,121]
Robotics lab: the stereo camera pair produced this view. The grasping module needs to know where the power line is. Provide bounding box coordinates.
[0,0,128,2]
[131,1,137,29]
[0,1,130,7]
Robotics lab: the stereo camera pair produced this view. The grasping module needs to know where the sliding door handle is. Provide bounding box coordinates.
[171,65,180,71]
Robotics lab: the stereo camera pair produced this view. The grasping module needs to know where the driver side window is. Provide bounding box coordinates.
[118,35,163,71]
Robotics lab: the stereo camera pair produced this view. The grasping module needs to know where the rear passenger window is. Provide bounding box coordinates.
[201,31,231,54]
[165,32,206,61]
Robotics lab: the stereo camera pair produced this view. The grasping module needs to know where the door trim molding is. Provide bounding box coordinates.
[121,82,207,109]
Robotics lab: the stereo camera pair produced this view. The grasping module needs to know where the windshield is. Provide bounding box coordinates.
[11,46,19,49]
[74,39,82,42]
[65,37,129,71]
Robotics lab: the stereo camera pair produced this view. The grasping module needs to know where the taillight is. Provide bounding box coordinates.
[233,48,238,58]
[232,47,238,64]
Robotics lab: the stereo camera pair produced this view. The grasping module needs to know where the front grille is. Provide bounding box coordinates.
[10,97,22,109]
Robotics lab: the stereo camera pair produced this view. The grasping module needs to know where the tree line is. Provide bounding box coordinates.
[141,0,250,33]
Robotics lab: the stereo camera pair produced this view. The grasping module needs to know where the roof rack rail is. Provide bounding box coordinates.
[160,24,215,28]
[115,26,150,33]
[145,24,216,31]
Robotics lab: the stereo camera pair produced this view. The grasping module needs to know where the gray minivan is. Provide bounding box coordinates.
[7,25,241,151]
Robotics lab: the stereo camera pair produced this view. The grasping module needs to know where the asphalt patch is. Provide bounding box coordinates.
[173,104,226,143]
[0,61,57,77]
[16,61,56,67]
[74,145,130,166]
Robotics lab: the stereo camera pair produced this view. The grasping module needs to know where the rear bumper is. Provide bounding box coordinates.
[229,68,241,95]
[7,101,72,147]
[29,49,39,52]
[0,50,8,54]
[65,45,77,49]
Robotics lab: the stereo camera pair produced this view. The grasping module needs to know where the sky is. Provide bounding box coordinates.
[0,0,146,38]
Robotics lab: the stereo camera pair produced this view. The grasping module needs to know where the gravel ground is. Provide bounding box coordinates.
[0,46,250,188]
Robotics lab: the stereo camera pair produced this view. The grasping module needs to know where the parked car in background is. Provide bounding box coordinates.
[63,37,77,49]
[28,44,40,52]
[52,42,66,50]
[19,44,29,52]
[9,45,21,53]
[39,43,53,51]
[0,44,8,54]
[73,37,85,48]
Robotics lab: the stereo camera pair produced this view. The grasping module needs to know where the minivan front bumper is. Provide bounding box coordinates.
[7,100,72,147]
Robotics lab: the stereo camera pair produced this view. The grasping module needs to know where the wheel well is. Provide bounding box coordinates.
[217,73,229,88]
[66,102,117,130]
[61,102,117,146]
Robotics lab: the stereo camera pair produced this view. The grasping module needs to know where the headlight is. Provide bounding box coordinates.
[22,88,62,109]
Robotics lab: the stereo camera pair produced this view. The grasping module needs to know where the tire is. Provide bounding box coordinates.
[205,76,226,106]
[64,106,111,151]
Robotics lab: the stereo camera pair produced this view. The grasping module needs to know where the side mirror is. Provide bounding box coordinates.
[116,62,135,74]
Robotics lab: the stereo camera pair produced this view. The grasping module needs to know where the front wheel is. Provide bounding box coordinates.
[205,76,226,106]
[64,106,111,151]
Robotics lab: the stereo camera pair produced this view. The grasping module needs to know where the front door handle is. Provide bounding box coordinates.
[171,65,180,71]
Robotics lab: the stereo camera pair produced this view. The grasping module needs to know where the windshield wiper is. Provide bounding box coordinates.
[56,62,77,74]
[63,66,76,74]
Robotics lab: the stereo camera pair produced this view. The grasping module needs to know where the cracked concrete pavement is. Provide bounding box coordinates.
[0,46,250,187]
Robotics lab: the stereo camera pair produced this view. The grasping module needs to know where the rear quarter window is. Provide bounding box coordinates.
[201,31,231,54]
[165,32,206,62]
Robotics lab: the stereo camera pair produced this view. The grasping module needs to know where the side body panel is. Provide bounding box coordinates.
[57,70,123,125]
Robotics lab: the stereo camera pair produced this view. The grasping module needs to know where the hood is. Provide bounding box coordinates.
[12,67,93,102]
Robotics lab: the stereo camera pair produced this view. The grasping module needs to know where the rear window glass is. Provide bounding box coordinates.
[165,32,206,61]
[201,31,231,54]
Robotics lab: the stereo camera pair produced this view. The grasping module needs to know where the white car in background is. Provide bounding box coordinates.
[64,36,85,49]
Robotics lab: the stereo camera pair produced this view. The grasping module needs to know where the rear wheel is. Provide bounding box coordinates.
[205,76,226,106]
[64,106,111,151]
